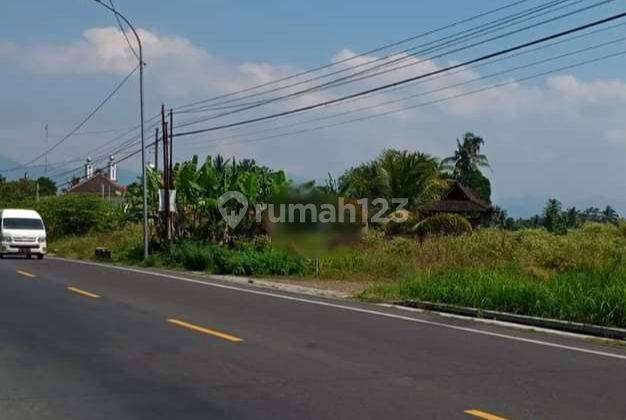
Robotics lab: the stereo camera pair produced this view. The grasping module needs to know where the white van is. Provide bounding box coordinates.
[0,209,47,259]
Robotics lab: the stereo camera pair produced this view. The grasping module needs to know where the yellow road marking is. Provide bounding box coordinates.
[465,409,508,420]
[167,318,243,343]
[17,270,36,278]
[67,287,101,299]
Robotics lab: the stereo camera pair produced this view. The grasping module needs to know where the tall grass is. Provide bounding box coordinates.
[360,265,626,328]
[317,226,626,281]
[49,224,142,261]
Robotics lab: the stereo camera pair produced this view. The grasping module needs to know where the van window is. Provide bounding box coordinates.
[2,218,44,230]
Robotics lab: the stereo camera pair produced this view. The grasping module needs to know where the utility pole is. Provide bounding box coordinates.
[154,128,159,171]
[168,108,174,243]
[92,0,148,260]
[169,108,174,182]
[44,124,49,174]
[161,105,171,242]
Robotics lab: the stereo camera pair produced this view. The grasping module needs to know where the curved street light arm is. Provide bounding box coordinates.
[92,0,149,260]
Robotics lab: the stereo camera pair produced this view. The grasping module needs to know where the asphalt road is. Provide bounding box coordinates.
[2,257,626,419]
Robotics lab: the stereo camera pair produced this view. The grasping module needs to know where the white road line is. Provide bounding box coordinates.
[378,303,604,341]
[50,257,626,361]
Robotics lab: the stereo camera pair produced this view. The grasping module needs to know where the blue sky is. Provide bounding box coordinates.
[1,0,626,216]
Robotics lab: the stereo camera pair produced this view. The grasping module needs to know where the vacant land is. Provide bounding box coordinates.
[49,221,626,327]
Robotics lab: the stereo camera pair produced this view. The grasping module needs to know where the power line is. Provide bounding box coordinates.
[109,0,141,62]
[176,33,626,148]
[109,47,626,173]
[25,0,590,176]
[171,11,626,139]
[44,115,162,179]
[1,64,139,174]
[183,50,626,151]
[41,17,626,177]
[172,0,611,132]
[83,10,626,171]
[296,0,610,96]
[29,1,619,181]
[49,126,136,136]
[174,0,586,121]
[172,0,536,113]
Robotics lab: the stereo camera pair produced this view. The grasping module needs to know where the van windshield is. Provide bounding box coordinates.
[2,218,44,230]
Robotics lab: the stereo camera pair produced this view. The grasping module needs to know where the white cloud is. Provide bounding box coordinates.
[2,27,626,211]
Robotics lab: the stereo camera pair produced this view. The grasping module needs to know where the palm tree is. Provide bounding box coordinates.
[339,149,445,209]
[441,132,490,177]
[583,207,602,222]
[602,205,619,224]
[378,150,444,206]
[339,160,387,199]
[441,132,491,202]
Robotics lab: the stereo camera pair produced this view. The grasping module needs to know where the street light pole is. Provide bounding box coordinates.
[92,0,149,259]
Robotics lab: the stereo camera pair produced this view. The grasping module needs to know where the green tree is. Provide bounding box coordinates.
[36,177,57,196]
[340,149,445,210]
[441,132,492,202]
[34,194,124,239]
[583,207,602,222]
[544,198,567,235]
[565,207,580,228]
[602,205,619,224]
[338,160,386,199]
[0,178,36,202]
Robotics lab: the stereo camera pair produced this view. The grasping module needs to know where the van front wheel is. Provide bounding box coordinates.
[37,254,44,260]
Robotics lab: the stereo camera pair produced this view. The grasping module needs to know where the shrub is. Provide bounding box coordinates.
[167,241,218,271]
[413,213,472,237]
[34,194,125,239]
[383,237,415,256]
[217,246,311,276]
[383,209,418,235]
[359,229,385,248]
[580,221,620,235]
[162,240,311,275]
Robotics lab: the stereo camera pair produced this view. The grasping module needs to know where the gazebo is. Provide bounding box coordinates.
[420,180,493,227]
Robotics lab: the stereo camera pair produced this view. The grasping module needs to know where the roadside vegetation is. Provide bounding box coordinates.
[3,132,626,327]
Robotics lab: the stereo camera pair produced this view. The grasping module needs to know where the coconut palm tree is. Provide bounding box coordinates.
[441,132,490,176]
[441,132,491,202]
[602,205,619,224]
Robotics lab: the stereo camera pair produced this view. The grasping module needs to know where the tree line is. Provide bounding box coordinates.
[0,175,57,202]
[491,199,621,234]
